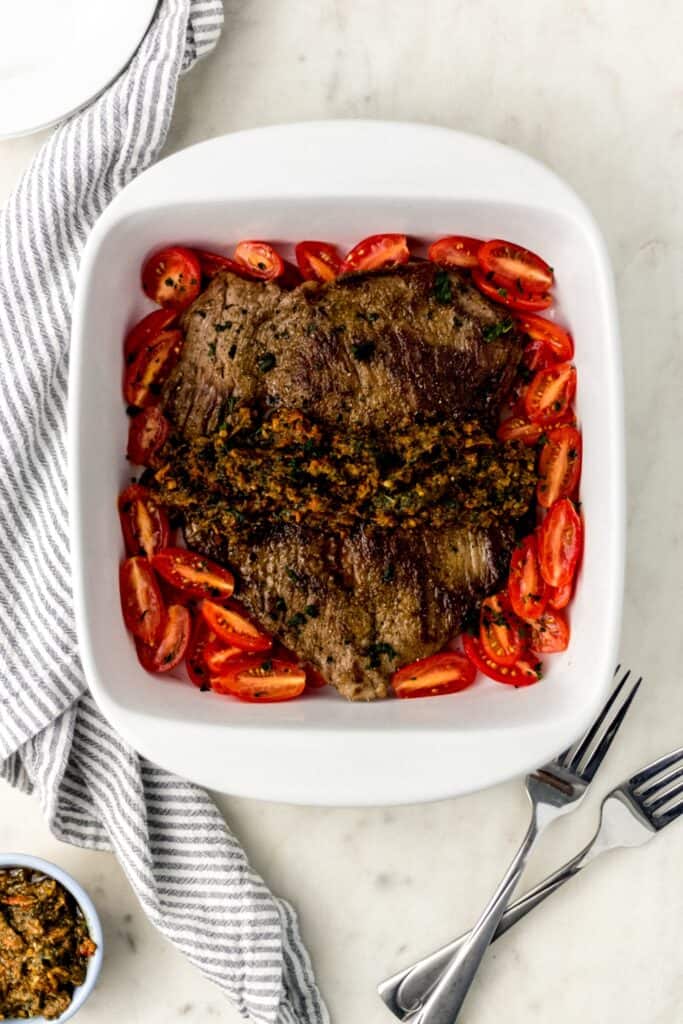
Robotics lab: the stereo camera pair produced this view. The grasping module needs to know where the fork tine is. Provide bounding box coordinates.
[555,664,626,769]
[629,747,683,791]
[636,761,683,801]
[647,779,683,814]
[565,671,641,781]
[653,797,683,828]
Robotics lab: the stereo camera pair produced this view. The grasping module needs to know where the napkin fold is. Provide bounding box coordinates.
[0,3,328,1022]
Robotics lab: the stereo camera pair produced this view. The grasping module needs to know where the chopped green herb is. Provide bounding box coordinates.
[365,642,398,669]
[214,322,232,332]
[287,612,307,629]
[351,340,375,361]
[260,660,273,671]
[275,596,287,613]
[382,563,395,583]
[433,269,453,304]
[497,286,508,298]
[304,604,319,618]
[257,352,276,373]
[483,318,514,342]
[228,343,237,359]
[286,567,304,586]
[207,341,217,358]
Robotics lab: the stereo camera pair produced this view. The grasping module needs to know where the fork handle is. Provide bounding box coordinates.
[384,837,597,1018]
[404,812,541,1024]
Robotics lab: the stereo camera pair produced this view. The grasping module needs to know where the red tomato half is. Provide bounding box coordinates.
[118,485,170,559]
[524,362,576,425]
[295,241,342,282]
[141,246,201,310]
[126,407,169,467]
[508,535,548,622]
[516,313,574,362]
[200,600,272,652]
[521,337,555,375]
[392,651,476,699]
[340,233,410,274]
[211,656,306,702]
[233,240,284,281]
[427,235,482,269]
[478,239,554,294]
[472,268,553,312]
[204,642,244,674]
[152,548,235,603]
[529,609,570,654]
[185,615,216,689]
[124,309,177,365]
[480,593,525,666]
[136,604,191,673]
[538,498,583,589]
[119,557,164,646]
[462,634,542,687]
[195,249,248,280]
[123,329,184,408]
[548,580,573,610]
[496,416,545,446]
[537,426,582,508]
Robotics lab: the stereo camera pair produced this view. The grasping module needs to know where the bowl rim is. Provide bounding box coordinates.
[0,853,103,1024]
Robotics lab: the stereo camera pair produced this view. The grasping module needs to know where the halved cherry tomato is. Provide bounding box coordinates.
[516,313,573,361]
[528,609,570,654]
[537,426,582,508]
[118,485,170,558]
[141,246,201,310]
[340,233,410,274]
[185,615,216,688]
[508,535,548,622]
[304,664,328,689]
[233,240,284,281]
[521,337,555,375]
[123,329,184,408]
[472,268,553,312]
[538,498,583,589]
[152,548,235,603]
[392,651,476,699]
[211,656,306,702]
[427,235,482,269]
[126,407,169,467]
[524,362,576,425]
[136,604,191,673]
[124,309,177,365]
[204,641,243,674]
[295,241,342,282]
[119,556,164,646]
[194,249,248,280]
[478,239,553,295]
[479,593,525,666]
[497,416,545,446]
[548,580,573,610]
[462,634,542,687]
[200,599,272,652]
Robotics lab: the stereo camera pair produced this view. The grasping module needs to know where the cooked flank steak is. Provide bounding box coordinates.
[151,261,536,700]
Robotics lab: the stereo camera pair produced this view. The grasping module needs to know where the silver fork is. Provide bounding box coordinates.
[378,668,641,1022]
[380,736,680,1022]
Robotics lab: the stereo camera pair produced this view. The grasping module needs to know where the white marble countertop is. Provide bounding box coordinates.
[1,2,682,1021]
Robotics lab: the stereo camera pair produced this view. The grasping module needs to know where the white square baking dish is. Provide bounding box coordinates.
[69,121,624,805]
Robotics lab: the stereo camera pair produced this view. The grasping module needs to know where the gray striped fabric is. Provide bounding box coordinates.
[0,3,329,1022]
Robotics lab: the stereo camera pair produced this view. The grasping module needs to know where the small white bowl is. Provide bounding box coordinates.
[0,854,103,1024]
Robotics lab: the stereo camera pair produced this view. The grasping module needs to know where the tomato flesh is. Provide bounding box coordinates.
[136,604,191,673]
[548,580,573,610]
[516,313,573,361]
[463,634,542,687]
[524,362,576,425]
[211,656,306,702]
[126,407,169,467]
[152,548,235,602]
[123,329,184,408]
[478,239,554,294]
[233,240,284,281]
[119,556,164,646]
[295,241,342,282]
[185,616,215,689]
[141,246,201,310]
[497,416,545,446]
[472,268,552,312]
[200,599,272,652]
[195,249,248,280]
[340,233,410,274]
[538,498,583,589]
[537,426,582,508]
[392,651,476,699]
[118,485,170,559]
[124,309,177,365]
[204,642,244,674]
[427,235,482,269]
[508,535,548,622]
[529,609,570,654]
[479,593,524,666]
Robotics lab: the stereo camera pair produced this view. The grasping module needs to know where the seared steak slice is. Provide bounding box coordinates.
[162,262,522,439]
[183,518,513,701]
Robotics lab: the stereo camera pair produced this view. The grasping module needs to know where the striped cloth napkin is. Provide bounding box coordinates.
[0,3,328,1022]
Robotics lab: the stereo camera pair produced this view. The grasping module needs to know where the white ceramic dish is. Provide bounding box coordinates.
[69,121,624,806]
[0,853,103,1023]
